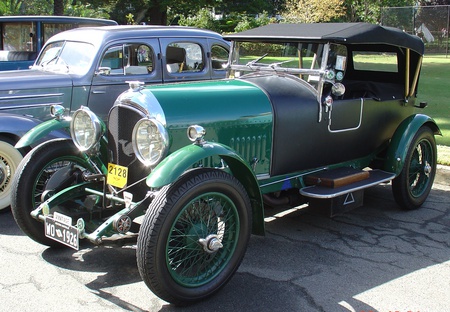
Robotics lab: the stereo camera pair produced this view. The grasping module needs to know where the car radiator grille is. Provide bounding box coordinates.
[108,104,150,198]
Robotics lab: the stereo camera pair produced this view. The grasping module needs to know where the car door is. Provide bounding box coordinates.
[87,39,162,121]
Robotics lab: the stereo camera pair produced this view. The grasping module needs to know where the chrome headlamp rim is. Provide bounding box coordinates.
[70,107,103,152]
[132,117,169,167]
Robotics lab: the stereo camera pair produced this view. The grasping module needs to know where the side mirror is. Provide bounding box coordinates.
[96,66,111,76]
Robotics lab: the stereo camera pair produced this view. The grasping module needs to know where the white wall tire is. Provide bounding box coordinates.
[0,139,24,210]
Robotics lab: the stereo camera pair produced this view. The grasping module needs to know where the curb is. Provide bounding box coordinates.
[435,165,450,186]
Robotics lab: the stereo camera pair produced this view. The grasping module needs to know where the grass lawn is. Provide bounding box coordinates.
[416,55,450,165]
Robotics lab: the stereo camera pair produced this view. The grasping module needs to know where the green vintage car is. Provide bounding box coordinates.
[11,23,439,305]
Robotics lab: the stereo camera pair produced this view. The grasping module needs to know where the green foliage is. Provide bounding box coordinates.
[283,0,345,23]
[344,0,416,23]
[0,0,110,17]
[234,11,274,33]
[232,12,276,55]
[65,2,110,19]
[177,8,219,32]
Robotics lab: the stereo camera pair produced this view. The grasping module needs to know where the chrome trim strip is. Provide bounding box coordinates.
[0,102,64,111]
[328,98,364,133]
[0,93,64,100]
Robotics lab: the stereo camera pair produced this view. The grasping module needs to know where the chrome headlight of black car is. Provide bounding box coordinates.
[132,117,169,167]
[70,107,103,152]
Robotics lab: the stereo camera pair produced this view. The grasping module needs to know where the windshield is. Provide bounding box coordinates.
[33,41,95,75]
[228,41,347,93]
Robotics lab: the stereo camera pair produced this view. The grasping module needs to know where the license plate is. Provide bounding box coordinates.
[44,213,79,250]
[107,163,128,188]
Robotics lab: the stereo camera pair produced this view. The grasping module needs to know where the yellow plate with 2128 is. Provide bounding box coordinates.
[107,163,128,188]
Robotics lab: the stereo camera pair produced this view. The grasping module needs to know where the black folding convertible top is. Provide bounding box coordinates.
[224,23,424,55]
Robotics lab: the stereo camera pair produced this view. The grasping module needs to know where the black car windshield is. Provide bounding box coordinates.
[33,41,95,75]
[229,41,348,94]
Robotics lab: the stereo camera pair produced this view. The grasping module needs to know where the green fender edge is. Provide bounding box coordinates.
[383,114,441,175]
[15,118,70,149]
[147,142,265,235]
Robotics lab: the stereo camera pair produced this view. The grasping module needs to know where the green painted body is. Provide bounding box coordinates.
[147,142,265,235]
[383,114,441,175]
[146,79,273,175]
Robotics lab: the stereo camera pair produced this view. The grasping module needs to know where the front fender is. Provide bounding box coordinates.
[15,118,70,149]
[147,142,265,235]
[383,114,441,175]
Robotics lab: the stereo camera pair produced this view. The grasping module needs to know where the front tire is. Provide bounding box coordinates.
[0,137,24,210]
[11,139,89,247]
[137,169,252,305]
[392,126,437,210]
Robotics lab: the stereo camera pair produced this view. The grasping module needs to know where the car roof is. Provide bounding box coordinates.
[47,25,227,48]
[0,15,117,25]
[224,23,424,55]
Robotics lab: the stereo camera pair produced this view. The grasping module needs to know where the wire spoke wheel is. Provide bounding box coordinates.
[167,192,239,287]
[408,139,434,198]
[0,138,24,210]
[11,139,89,246]
[137,169,251,305]
[392,126,437,210]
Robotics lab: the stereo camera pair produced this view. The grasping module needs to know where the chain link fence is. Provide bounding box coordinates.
[381,5,450,55]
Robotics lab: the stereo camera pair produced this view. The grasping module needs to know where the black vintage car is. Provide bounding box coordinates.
[11,23,439,305]
[0,25,229,210]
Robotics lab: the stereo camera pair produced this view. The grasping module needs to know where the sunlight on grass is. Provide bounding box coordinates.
[417,55,450,151]
[438,145,450,166]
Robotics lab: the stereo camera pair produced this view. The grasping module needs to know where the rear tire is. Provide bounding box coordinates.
[11,139,89,247]
[392,126,437,210]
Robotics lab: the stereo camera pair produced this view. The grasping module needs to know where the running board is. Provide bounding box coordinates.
[300,169,395,199]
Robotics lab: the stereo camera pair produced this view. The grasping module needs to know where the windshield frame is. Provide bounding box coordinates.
[227,40,333,105]
[33,40,95,75]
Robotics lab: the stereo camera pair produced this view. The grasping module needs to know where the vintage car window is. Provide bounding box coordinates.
[166,42,204,73]
[229,41,331,91]
[43,23,76,42]
[352,51,398,73]
[327,44,347,81]
[34,41,95,75]
[211,45,228,70]
[100,43,153,75]
[0,22,37,62]
[1,22,36,52]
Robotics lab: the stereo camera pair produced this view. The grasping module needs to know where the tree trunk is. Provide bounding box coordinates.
[54,0,64,16]
[144,2,167,25]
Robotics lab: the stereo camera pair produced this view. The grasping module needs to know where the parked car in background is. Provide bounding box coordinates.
[0,15,117,71]
[0,25,230,210]
[11,23,439,305]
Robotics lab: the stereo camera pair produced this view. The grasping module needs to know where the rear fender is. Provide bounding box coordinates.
[147,142,265,235]
[383,114,441,175]
[15,118,71,149]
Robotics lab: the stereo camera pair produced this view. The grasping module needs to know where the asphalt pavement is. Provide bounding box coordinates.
[1,166,449,312]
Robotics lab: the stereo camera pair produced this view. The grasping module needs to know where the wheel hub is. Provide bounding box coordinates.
[0,158,10,189]
[199,234,223,253]
[424,161,432,176]
[0,166,5,186]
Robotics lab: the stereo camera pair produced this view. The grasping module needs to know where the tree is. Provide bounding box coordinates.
[344,0,416,23]
[54,0,64,15]
[282,0,345,23]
